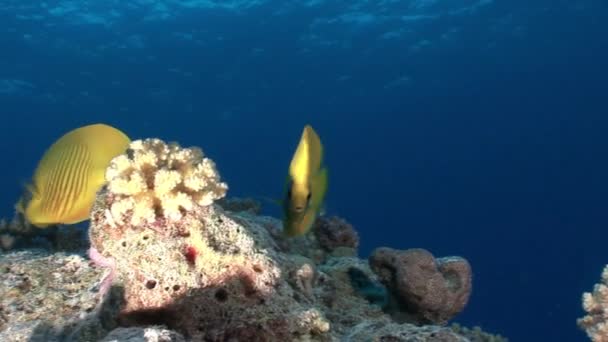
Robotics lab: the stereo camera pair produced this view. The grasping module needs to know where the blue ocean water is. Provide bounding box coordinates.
[1,0,607,340]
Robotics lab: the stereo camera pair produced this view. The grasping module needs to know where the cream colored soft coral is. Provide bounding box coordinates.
[579,265,608,342]
[105,138,228,226]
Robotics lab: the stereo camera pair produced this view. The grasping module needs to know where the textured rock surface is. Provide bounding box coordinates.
[451,324,510,342]
[0,249,114,341]
[100,326,186,342]
[90,196,332,340]
[346,320,469,341]
[89,197,485,341]
[313,216,359,252]
[370,247,473,324]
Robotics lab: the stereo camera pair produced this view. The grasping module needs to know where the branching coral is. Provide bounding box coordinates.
[578,265,608,341]
[105,138,228,226]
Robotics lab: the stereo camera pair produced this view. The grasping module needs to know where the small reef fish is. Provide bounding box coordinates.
[16,123,130,227]
[282,124,328,237]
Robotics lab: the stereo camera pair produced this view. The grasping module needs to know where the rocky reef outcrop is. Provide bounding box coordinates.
[0,137,507,342]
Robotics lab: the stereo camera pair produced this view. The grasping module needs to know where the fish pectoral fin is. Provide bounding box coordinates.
[310,167,328,209]
[284,207,318,237]
[259,196,283,207]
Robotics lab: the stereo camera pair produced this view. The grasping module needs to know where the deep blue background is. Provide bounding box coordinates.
[1,0,607,340]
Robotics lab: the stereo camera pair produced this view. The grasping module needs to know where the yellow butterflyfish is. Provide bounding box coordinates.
[17,123,130,227]
[282,124,328,237]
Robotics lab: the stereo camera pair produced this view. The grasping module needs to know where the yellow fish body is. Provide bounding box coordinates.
[19,123,130,227]
[283,124,328,237]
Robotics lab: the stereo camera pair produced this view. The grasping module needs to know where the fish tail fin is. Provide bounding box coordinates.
[15,180,37,215]
[14,197,25,214]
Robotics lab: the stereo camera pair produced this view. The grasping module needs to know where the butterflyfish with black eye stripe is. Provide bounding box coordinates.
[16,123,130,227]
[282,124,328,237]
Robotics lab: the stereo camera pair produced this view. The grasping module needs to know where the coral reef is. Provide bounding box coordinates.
[369,247,472,325]
[0,137,506,341]
[578,265,608,341]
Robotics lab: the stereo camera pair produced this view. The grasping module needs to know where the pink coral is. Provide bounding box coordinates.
[88,247,116,299]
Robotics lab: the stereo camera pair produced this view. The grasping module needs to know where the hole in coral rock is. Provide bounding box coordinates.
[143,235,149,240]
[253,265,263,273]
[173,285,181,291]
[215,288,228,302]
[165,287,170,291]
[217,218,223,224]
[145,280,157,289]
[121,241,127,247]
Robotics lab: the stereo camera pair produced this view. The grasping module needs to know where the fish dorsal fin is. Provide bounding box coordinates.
[289,125,323,185]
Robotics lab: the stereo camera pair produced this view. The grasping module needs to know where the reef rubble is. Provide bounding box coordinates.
[0,138,508,342]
